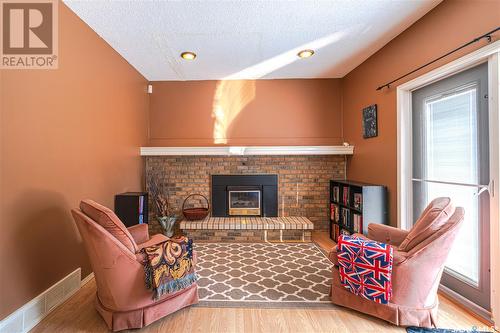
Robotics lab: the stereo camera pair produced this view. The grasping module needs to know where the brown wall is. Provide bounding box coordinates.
[0,4,148,319]
[342,0,500,226]
[148,79,342,146]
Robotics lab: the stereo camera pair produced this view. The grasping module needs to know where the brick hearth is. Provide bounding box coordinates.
[181,217,313,242]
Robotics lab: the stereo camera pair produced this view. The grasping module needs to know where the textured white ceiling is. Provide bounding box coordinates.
[64,0,441,81]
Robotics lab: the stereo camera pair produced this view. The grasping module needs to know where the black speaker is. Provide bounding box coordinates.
[114,192,148,227]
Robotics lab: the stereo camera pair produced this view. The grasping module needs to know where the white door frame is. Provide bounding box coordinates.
[396,40,500,327]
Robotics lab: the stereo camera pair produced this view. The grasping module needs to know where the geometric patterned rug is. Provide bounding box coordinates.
[194,242,334,308]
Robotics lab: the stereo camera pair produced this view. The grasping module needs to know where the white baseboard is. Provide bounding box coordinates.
[439,284,493,324]
[0,268,86,333]
[81,272,94,286]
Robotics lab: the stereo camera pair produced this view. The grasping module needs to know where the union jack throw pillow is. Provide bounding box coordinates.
[337,234,393,304]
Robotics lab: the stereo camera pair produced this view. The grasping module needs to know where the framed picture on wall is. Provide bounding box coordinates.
[362,104,378,138]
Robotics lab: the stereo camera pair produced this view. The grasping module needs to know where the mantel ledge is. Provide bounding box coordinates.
[140,145,354,156]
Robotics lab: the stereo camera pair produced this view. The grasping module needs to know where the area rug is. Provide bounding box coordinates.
[406,327,492,333]
[194,242,334,308]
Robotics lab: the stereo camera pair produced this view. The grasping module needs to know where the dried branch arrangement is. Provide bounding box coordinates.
[148,174,174,218]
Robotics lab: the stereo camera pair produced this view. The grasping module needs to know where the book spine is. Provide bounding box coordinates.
[352,213,360,233]
[139,195,144,215]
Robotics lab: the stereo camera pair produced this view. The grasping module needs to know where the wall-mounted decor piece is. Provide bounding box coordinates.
[362,104,378,138]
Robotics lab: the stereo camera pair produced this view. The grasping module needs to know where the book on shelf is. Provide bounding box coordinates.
[330,203,340,222]
[341,207,350,229]
[342,186,350,205]
[331,223,340,242]
[353,193,363,210]
[138,195,145,224]
[333,186,340,202]
[353,213,363,233]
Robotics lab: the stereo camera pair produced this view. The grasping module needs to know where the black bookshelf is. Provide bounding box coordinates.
[329,180,387,241]
[114,192,148,227]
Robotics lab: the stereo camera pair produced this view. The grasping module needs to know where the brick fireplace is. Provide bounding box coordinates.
[145,154,345,235]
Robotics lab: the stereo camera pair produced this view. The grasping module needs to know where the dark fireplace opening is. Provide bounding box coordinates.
[212,175,278,217]
[228,186,261,216]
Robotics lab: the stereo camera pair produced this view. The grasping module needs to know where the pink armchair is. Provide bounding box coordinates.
[71,200,198,331]
[329,197,464,327]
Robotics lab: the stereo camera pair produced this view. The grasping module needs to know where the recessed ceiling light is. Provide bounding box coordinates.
[180,51,196,60]
[297,49,314,59]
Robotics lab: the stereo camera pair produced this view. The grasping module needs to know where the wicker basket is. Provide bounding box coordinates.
[182,194,210,220]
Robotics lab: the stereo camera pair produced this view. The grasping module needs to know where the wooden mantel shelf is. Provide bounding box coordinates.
[140,145,354,156]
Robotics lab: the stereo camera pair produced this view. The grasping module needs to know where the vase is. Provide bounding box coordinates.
[157,216,177,237]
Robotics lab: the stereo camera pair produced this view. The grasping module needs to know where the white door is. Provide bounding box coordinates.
[411,62,490,310]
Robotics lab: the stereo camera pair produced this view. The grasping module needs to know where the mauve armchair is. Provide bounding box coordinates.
[71,199,198,331]
[329,197,464,327]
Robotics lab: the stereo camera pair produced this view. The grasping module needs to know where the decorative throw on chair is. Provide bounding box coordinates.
[141,236,198,300]
[337,234,393,304]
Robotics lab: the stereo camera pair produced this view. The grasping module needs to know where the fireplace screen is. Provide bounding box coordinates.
[228,190,261,216]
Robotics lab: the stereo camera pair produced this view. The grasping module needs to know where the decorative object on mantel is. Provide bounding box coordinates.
[182,194,210,221]
[362,104,378,138]
[148,176,177,237]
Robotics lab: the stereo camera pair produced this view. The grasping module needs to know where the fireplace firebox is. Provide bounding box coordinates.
[212,175,278,217]
[228,186,261,216]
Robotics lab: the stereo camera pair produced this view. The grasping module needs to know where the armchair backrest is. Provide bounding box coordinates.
[72,208,146,311]
[79,199,138,253]
[399,197,455,252]
[392,207,464,307]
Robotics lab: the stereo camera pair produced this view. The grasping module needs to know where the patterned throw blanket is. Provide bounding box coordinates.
[337,234,393,304]
[141,236,198,300]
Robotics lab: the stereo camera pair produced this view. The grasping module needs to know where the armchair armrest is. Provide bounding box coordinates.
[328,246,339,265]
[135,233,170,262]
[331,246,407,266]
[368,224,409,247]
[127,224,150,245]
[137,233,169,251]
[135,234,198,268]
[328,233,368,265]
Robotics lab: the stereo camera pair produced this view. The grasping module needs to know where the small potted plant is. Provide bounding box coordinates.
[148,176,177,237]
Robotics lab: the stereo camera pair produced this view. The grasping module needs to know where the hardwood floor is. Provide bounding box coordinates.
[312,230,336,253]
[31,232,488,333]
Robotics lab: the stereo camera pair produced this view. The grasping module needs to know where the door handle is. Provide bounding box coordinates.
[412,178,492,196]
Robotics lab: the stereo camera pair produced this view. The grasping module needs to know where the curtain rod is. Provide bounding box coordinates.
[376,27,500,91]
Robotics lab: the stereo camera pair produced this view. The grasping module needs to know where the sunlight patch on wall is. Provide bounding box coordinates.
[212,80,256,144]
